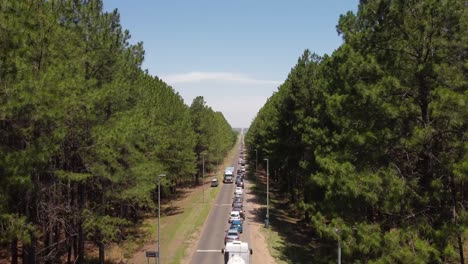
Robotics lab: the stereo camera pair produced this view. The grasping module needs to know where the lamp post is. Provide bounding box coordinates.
[255,149,258,182]
[335,228,341,264]
[202,155,205,203]
[264,158,269,227]
[158,174,166,264]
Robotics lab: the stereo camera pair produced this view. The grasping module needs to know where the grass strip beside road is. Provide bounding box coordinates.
[167,186,213,264]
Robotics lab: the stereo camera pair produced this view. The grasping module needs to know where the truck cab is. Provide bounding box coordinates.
[224,166,235,183]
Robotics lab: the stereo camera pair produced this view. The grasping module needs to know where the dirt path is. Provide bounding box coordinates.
[244,178,277,264]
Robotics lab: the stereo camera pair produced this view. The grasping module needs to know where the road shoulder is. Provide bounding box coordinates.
[244,179,277,264]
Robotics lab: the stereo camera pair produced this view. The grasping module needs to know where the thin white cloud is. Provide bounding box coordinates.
[161,71,281,85]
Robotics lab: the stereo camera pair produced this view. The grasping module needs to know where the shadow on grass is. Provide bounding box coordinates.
[164,205,184,216]
[249,173,326,264]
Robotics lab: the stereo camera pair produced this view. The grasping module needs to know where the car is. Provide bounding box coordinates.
[211,178,218,187]
[234,193,243,199]
[229,211,242,223]
[224,228,240,244]
[230,219,243,233]
[234,188,243,195]
[232,207,245,220]
[237,181,244,189]
[232,206,243,216]
[232,202,243,208]
[233,197,243,203]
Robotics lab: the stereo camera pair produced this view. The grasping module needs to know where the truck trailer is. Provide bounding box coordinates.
[222,241,252,264]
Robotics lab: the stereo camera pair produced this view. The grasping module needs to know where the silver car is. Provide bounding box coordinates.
[211,178,218,187]
[224,228,240,244]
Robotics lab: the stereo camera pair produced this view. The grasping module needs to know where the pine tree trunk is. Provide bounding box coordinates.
[67,237,72,264]
[456,233,464,264]
[24,190,37,264]
[10,238,18,264]
[23,231,37,264]
[77,221,84,264]
[77,183,85,264]
[98,241,105,264]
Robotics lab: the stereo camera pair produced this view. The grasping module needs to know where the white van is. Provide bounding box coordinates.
[211,178,219,187]
[222,241,252,264]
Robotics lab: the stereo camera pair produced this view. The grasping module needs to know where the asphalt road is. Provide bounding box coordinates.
[190,142,250,264]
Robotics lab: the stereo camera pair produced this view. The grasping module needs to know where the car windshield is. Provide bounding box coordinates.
[232,220,241,225]
[230,213,238,217]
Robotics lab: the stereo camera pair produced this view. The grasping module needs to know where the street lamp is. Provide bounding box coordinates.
[255,149,258,181]
[158,174,166,264]
[263,158,269,227]
[335,228,341,264]
[202,155,205,203]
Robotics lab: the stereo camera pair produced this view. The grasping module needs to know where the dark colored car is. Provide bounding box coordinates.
[233,197,243,203]
[237,181,244,189]
[230,220,243,233]
[232,202,243,208]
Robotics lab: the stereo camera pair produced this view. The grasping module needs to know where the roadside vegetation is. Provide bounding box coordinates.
[0,1,237,263]
[246,1,467,263]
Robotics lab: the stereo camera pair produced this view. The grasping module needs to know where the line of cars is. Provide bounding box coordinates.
[224,155,247,245]
[221,143,253,264]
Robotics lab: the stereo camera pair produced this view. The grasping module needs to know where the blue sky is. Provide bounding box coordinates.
[103,1,359,128]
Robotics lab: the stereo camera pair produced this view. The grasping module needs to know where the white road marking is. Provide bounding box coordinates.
[196,249,221,253]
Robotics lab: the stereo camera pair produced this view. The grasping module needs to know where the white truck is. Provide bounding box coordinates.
[224,166,235,183]
[222,241,252,264]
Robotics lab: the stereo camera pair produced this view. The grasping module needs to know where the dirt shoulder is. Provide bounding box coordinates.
[244,176,277,264]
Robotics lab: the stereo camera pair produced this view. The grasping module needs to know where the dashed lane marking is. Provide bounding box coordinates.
[196,249,221,253]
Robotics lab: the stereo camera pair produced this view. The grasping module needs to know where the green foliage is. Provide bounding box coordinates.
[82,210,130,244]
[0,0,233,262]
[190,96,236,182]
[246,0,467,262]
[0,214,36,245]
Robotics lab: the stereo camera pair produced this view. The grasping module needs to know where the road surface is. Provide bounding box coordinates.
[190,142,250,264]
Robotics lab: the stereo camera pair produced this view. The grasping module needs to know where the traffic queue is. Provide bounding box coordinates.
[220,143,253,264]
[224,148,247,245]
